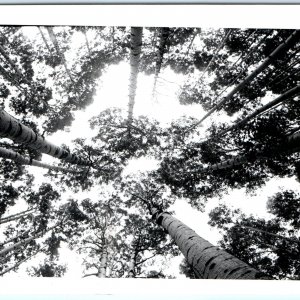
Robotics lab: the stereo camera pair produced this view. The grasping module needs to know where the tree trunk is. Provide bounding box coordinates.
[127,251,137,278]
[0,225,55,257]
[0,109,90,166]
[151,208,271,279]
[0,146,82,173]
[46,26,75,83]
[127,27,143,128]
[198,29,232,82]
[152,28,170,98]
[83,27,91,56]
[219,85,300,136]
[0,230,31,246]
[0,247,42,276]
[238,225,300,244]
[0,208,36,225]
[193,29,300,127]
[38,26,53,54]
[98,245,108,278]
[196,130,300,173]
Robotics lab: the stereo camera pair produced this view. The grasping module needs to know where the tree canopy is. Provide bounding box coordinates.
[0,26,299,279]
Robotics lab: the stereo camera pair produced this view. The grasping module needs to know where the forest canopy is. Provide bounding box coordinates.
[0,26,299,279]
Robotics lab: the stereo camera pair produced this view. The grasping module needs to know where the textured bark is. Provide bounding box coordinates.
[0,230,31,246]
[152,209,271,279]
[0,110,90,166]
[152,28,170,98]
[127,27,143,127]
[0,208,35,225]
[46,27,74,83]
[237,225,300,244]
[0,146,82,173]
[83,27,92,56]
[193,30,300,127]
[196,130,300,173]
[219,85,300,136]
[127,251,137,278]
[98,245,108,278]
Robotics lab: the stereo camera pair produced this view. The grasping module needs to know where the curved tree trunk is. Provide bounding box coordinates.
[192,30,300,128]
[0,110,90,166]
[151,208,271,279]
[152,28,170,98]
[127,27,143,129]
[0,147,82,173]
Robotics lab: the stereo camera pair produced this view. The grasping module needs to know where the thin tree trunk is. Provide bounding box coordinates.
[237,225,300,244]
[127,251,137,278]
[151,208,271,279]
[46,27,75,83]
[152,28,170,98]
[191,30,300,128]
[194,131,300,173]
[0,247,42,276]
[38,26,52,54]
[127,27,143,128]
[219,85,300,136]
[0,229,31,246]
[0,208,36,225]
[198,29,232,83]
[98,245,108,278]
[0,109,90,166]
[83,27,92,56]
[0,225,56,257]
[0,147,82,173]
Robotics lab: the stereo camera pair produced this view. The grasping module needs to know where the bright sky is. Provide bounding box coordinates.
[3,26,300,279]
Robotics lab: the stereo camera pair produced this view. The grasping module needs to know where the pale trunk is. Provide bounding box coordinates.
[46,27,75,83]
[83,27,91,56]
[0,110,90,166]
[197,131,300,173]
[0,247,42,276]
[98,246,108,278]
[152,209,270,279]
[38,26,53,54]
[219,85,300,136]
[238,225,300,244]
[0,230,31,246]
[0,208,35,224]
[127,27,143,128]
[198,29,232,82]
[127,252,137,278]
[0,146,82,173]
[194,30,300,127]
[152,28,170,98]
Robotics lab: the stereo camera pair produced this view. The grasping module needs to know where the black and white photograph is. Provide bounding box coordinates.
[0,22,299,281]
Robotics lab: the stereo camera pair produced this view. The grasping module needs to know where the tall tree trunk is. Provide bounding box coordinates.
[219,85,300,136]
[0,109,90,166]
[98,245,108,278]
[0,230,31,246]
[127,27,143,129]
[151,208,271,279]
[0,147,82,173]
[38,26,52,54]
[191,30,300,128]
[83,27,92,56]
[46,26,75,84]
[127,250,138,278]
[198,29,232,82]
[0,247,42,276]
[194,131,300,173]
[0,208,36,225]
[152,28,170,98]
[0,225,56,257]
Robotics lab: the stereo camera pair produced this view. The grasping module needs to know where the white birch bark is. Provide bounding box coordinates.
[152,209,270,279]
[0,146,82,173]
[127,27,143,128]
[192,30,300,128]
[0,109,90,166]
[98,245,108,278]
